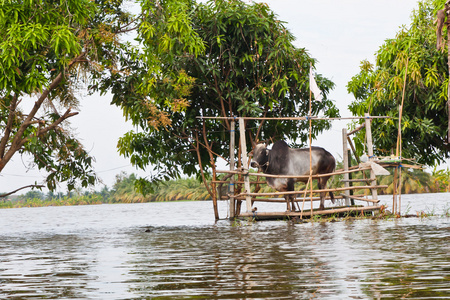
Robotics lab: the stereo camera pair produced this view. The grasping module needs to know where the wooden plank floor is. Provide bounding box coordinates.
[237,205,381,220]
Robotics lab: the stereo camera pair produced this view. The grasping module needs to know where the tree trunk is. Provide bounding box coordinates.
[447,2,450,142]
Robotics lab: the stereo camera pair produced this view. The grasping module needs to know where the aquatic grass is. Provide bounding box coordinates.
[417,210,429,219]
[312,214,323,222]
[288,208,450,224]
[415,205,438,218]
[231,216,256,226]
[404,202,412,215]
[443,203,450,217]
[231,218,243,227]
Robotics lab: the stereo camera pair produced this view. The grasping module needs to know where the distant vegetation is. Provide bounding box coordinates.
[0,172,211,208]
[1,165,449,209]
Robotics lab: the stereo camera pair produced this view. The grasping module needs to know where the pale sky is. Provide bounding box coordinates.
[1,0,425,195]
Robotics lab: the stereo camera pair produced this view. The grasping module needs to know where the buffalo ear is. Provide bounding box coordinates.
[266,149,269,156]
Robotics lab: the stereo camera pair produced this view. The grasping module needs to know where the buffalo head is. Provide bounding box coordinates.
[250,143,269,169]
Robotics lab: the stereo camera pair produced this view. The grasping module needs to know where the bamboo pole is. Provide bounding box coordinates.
[341,179,372,183]
[239,205,381,218]
[347,123,366,136]
[378,163,421,169]
[398,167,403,215]
[197,116,390,121]
[309,70,313,216]
[212,165,219,220]
[396,58,408,215]
[342,128,350,205]
[224,195,378,203]
[346,195,380,204]
[229,119,236,218]
[396,57,408,157]
[216,166,373,178]
[393,167,398,214]
[235,185,388,197]
[239,117,252,212]
[228,195,345,202]
[213,180,268,184]
[365,113,378,203]
[346,136,360,164]
[222,196,342,202]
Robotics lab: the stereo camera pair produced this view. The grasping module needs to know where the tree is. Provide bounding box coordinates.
[0,0,137,195]
[378,168,433,194]
[431,166,450,191]
[18,190,45,201]
[109,0,339,195]
[347,0,449,166]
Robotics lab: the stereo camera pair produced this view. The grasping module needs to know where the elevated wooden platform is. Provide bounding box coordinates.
[204,114,413,220]
[238,205,381,220]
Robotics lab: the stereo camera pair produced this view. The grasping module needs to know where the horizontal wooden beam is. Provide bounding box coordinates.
[216,166,372,179]
[235,185,388,198]
[221,195,345,202]
[221,194,377,204]
[379,162,422,169]
[239,205,381,218]
[197,116,390,121]
[346,195,380,203]
[341,179,371,183]
[213,180,263,184]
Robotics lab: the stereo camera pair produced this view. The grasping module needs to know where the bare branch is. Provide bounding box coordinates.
[36,109,78,137]
[114,15,140,34]
[0,185,45,198]
[14,109,78,157]
[193,131,213,198]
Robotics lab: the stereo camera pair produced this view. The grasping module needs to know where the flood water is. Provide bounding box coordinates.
[0,193,449,299]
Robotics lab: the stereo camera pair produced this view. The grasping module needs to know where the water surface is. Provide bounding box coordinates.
[0,194,449,299]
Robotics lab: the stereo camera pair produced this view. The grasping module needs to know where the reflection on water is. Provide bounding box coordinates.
[0,194,449,299]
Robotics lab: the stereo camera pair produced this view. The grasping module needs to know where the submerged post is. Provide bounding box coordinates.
[238,117,252,212]
[365,113,378,202]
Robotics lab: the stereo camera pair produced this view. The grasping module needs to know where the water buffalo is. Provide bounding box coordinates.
[250,140,335,211]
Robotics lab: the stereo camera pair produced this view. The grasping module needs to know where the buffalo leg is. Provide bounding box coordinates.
[318,176,335,210]
[287,179,295,211]
[317,179,326,210]
[322,176,335,204]
[284,195,292,212]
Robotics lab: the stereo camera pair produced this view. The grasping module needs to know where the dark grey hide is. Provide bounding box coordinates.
[250,140,335,211]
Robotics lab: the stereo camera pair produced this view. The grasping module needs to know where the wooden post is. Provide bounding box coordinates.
[211,165,219,220]
[348,150,355,205]
[238,117,252,212]
[397,58,408,156]
[365,113,378,203]
[393,167,398,214]
[309,115,313,215]
[229,119,236,218]
[309,65,313,214]
[342,128,351,206]
[398,167,402,214]
[395,56,408,215]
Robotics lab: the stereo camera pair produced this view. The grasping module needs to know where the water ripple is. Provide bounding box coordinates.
[0,199,449,299]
